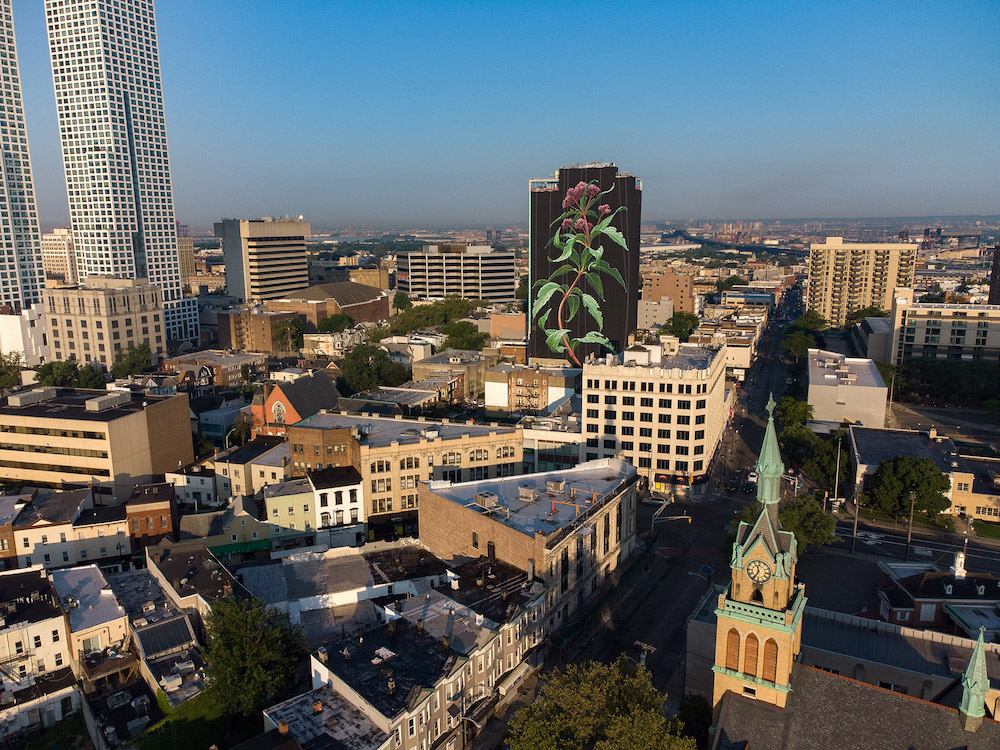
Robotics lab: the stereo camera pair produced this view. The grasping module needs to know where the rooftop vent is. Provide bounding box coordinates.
[8,388,57,407]
[546,479,566,494]
[518,485,539,502]
[474,491,499,510]
[85,390,132,412]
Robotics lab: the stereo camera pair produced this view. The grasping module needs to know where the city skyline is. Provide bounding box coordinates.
[8,0,1000,229]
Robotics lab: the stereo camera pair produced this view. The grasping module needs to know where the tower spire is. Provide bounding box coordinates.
[756,393,785,513]
[959,626,988,732]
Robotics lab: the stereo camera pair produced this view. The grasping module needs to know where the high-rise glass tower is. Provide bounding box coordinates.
[0,0,43,313]
[44,0,198,343]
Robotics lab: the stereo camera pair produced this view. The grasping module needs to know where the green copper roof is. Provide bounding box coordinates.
[756,392,785,506]
[960,626,988,719]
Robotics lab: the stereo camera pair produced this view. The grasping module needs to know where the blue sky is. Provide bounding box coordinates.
[13,0,1000,230]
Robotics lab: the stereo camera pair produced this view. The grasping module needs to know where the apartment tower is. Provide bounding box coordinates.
[806,237,917,326]
[215,217,310,304]
[528,163,641,363]
[0,1,43,313]
[44,0,198,344]
[41,228,76,284]
[398,244,516,302]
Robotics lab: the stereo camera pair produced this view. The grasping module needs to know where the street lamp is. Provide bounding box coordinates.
[904,490,917,562]
[224,426,238,450]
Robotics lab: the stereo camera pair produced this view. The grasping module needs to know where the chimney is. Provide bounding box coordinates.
[312,700,322,714]
[222,580,233,597]
[442,635,451,650]
[417,618,424,632]
[387,670,396,696]
[277,720,289,735]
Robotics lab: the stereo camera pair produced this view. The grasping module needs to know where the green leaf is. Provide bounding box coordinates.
[566,294,580,323]
[554,243,573,262]
[573,331,613,347]
[537,309,550,330]
[602,226,629,251]
[545,328,570,353]
[532,281,561,319]
[587,272,604,299]
[581,292,603,330]
[594,259,627,290]
[550,263,575,279]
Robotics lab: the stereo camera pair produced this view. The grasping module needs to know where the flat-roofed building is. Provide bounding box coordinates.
[288,412,521,541]
[215,217,310,304]
[308,466,366,548]
[807,237,917,326]
[217,308,298,354]
[888,288,1000,365]
[40,228,76,284]
[420,457,638,630]
[807,348,887,428]
[163,349,268,387]
[213,436,288,500]
[44,276,164,371]
[485,363,581,415]
[643,268,697,314]
[0,388,193,501]
[0,302,49,366]
[411,348,499,402]
[581,339,730,492]
[263,478,317,551]
[397,244,516,302]
[849,315,892,362]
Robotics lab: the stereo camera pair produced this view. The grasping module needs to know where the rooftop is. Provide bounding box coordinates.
[437,558,533,626]
[273,372,340,419]
[15,487,91,527]
[167,350,267,366]
[146,539,241,604]
[850,427,970,476]
[0,387,177,423]
[413,348,490,367]
[263,683,387,750]
[308,466,363,490]
[218,436,286,466]
[0,493,32,526]
[294,412,516,448]
[0,568,61,625]
[50,566,127,633]
[391,583,494,654]
[127,482,176,506]
[264,478,313,500]
[273,282,387,307]
[425,457,636,539]
[255,443,291,468]
[73,503,128,528]
[808,349,886,390]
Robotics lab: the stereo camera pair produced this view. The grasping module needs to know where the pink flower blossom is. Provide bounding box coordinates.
[598,204,611,217]
[587,184,600,198]
[561,218,573,231]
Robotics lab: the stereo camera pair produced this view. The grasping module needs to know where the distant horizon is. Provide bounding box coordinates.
[12,1,998,228]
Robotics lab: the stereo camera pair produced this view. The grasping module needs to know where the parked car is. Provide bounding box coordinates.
[727,477,740,492]
[747,471,758,483]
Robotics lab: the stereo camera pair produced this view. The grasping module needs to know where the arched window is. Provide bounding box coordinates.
[743,634,759,677]
[751,588,763,604]
[271,401,286,424]
[762,639,778,683]
[725,628,740,672]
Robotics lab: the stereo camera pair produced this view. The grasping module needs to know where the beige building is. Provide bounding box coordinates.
[263,478,317,550]
[888,289,1000,365]
[806,237,917,326]
[212,436,289,500]
[807,349,887,428]
[411,348,500,402]
[398,244,516,302]
[0,387,193,501]
[581,340,730,491]
[41,228,76,284]
[50,566,130,674]
[215,217,310,304]
[178,236,196,291]
[643,268,697,314]
[484,363,580,414]
[44,276,165,371]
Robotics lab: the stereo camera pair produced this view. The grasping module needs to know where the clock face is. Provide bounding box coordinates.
[746,559,772,585]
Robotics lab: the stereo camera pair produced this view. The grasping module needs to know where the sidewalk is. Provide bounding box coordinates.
[838,505,1000,549]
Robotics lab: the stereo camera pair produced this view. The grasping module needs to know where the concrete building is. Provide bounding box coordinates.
[0,303,49,366]
[45,0,198,344]
[519,397,586,473]
[0,388,193,501]
[217,308,298,353]
[807,349,887,428]
[215,217,310,304]
[40,228,76,284]
[581,340,730,491]
[849,315,892,362]
[397,244,516,302]
[265,281,390,328]
[288,412,522,540]
[484,363,581,415]
[420,457,638,630]
[807,237,917,326]
[888,288,1000,365]
[643,268,697,314]
[164,350,268,387]
[213,436,289,500]
[637,297,675,330]
[411,348,499,402]
[177,236,196,291]
[44,276,165,370]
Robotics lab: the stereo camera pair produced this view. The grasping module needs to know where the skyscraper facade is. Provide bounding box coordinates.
[988,245,1000,306]
[528,163,641,363]
[0,1,43,313]
[44,0,198,343]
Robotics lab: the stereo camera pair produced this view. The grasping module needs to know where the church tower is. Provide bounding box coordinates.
[712,394,807,709]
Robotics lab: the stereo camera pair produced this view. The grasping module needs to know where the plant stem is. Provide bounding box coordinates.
[556,268,586,367]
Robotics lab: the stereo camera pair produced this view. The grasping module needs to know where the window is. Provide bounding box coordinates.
[472,532,479,549]
[33,635,41,649]
[52,630,60,643]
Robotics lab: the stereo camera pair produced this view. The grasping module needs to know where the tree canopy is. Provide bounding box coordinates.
[779,495,837,553]
[716,275,748,293]
[273,317,305,352]
[203,597,305,717]
[869,455,951,517]
[76,364,106,389]
[0,352,22,389]
[317,313,351,334]
[338,344,408,394]
[387,296,482,336]
[777,424,849,490]
[515,276,529,300]
[392,290,412,311]
[36,357,108,388]
[846,306,888,323]
[774,396,812,429]
[111,343,153,379]
[507,658,694,750]
[441,320,488,351]
[661,312,700,343]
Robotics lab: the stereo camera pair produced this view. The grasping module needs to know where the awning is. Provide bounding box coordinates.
[498,661,532,696]
[208,538,271,556]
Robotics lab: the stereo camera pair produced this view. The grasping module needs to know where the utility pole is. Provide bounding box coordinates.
[634,641,656,666]
[833,434,842,505]
[851,493,861,554]
[905,490,917,562]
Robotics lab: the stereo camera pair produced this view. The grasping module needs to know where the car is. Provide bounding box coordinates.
[785,377,794,385]
[727,477,740,492]
[746,471,758,483]
[742,482,756,494]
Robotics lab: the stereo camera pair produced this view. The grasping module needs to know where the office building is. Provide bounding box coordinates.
[807,349,887,428]
[637,298,674,330]
[214,217,310,303]
[849,315,892,363]
[44,0,199,345]
[643,268,697,314]
[888,288,1000,365]
[0,1,43,314]
[40,228,76,284]
[581,339,730,491]
[44,276,165,371]
[528,163,641,363]
[0,303,49,366]
[178,235,196,290]
[216,308,298,353]
[0,387,193,501]
[806,237,917,326]
[397,244,516,302]
[989,246,1000,306]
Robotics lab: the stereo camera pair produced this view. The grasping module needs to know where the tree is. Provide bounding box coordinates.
[240,362,252,385]
[781,329,815,361]
[317,313,350,334]
[229,413,253,448]
[111,343,153,379]
[515,276,529,300]
[779,496,837,554]
[676,693,712,749]
[273,317,305,352]
[774,396,812,429]
[392,290,412,311]
[193,431,214,459]
[985,398,1000,415]
[76,364,106,389]
[388,296,482,336]
[338,344,407,394]
[507,658,694,750]
[441,320,488,351]
[0,352,23,389]
[716,275,748,293]
[203,597,306,717]
[662,312,701,343]
[794,310,828,331]
[869,455,951,517]
[846,306,888,323]
[36,358,79,387]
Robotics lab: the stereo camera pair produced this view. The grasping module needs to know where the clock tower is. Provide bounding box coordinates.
[712,393,806,709]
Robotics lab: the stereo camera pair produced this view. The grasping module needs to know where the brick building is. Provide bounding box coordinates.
[125,483,177,555]
[217,309,298,353]
[643,268,697,314]
[264,281,390,329]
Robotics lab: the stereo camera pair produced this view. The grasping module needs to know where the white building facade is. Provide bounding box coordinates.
[44,0,198,344]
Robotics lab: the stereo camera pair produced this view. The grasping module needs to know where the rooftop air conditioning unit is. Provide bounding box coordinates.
[518,485,539,502]
[8,388,57,407]
[474,491,498,510]
[546,479,566,494]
